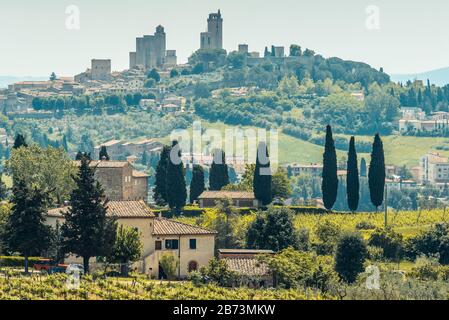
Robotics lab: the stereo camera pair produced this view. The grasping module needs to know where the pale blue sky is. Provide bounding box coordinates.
[1,0,448,76]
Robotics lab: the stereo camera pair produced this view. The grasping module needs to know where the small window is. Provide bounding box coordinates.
[165,239,179,250]
[155,241,162,251]
[189,239,197,250]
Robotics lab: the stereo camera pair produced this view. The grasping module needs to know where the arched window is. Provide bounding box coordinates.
[188,261,198,273]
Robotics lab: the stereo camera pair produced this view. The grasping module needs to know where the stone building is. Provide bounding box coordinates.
[46,201,217,278]
[197,191,259,208]
[91,59,112,81]
[129,25,176,70]
[77,160,149,202]
[200,10,223,50]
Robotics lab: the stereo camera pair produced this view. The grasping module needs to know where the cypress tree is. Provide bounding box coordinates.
[368,134,386,210]
[190,165,205,204]
[13,134,28,149]
[322,125,338,211]
[360,158,367,177]
[154,145,171,206]
[99,146,110,161]
[209,149,229,191]
[62,156,117,273]
[253,142,272,206]
[347,137,360,212]
[166,141,187,211]
[5,179,52,274]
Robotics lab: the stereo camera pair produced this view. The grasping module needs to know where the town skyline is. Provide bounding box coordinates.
[2,0,449,77]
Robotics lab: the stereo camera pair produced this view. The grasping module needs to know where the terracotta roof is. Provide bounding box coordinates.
[224,258,271,277]
[99,140,123,147]
[47,200,154,219]
[218,249,274,255]
[153,218,217,236]
[198,191,255,200]
[133,170,149,178]
[75,161,129,168]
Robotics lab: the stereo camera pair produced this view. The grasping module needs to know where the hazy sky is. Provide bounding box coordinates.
[1,0,449,77]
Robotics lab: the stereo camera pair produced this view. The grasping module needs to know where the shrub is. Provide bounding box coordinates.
[334,232,368,283]
[367,246,384,262]
[368,228,403,261]
[260,248,339,293]
[355,221,376,231]
[405,224,449,265]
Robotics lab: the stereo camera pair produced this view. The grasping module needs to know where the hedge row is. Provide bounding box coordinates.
[155,206,327,218]
[0,256,41,268]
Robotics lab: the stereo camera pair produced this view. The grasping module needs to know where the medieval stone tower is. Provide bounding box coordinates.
[130,25,167,70]
[200,10,223,50]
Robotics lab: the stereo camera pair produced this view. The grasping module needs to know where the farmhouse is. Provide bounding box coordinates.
[45,200,216,278]
[197,191,259,208]
[218,249,275,288]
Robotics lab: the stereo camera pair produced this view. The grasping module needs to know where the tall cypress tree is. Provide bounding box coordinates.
[62,156,117,273]
[368,134,386,210]
[190,165,205,204]
[209,149,229,191]
[166,141,186,211]
[5,180,52,274]
[99,146,110,161]
[322,125,338,211]
[253,142,272,206]
[347,137,360,213]
[154,145,171,206]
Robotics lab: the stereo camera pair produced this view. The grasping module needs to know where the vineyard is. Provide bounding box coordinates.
[293,209,449,240]
[176,208,448,241]
[0,273,327,300]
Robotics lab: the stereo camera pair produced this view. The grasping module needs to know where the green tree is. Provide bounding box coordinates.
[369,134,386,210]
[99,146,110,161]
[322,125,338,211]
[334,232,367,283]
[253,142,272,206]
[154,145,171,206]
[109,225,143,277]
[0,174,8,201]
[147,68,161,82]
[62,156,117,273]
[170,69,179,78]
[6,145,77,205]
[5,180,52,273]
[347,137,360,212]
[209,150,229,191]
[166,141,186,211]
[271,168,292,200]
[246,207,298,252]
[159,254,179,280]
[13,134,28,149]
[289,44,302,57]
[190,165,205,204]
[50,72,57,81]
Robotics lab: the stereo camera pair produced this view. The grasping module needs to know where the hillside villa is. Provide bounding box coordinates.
[45,200,217,279]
